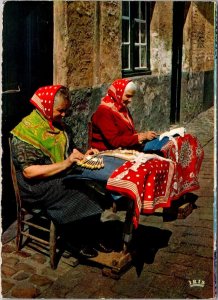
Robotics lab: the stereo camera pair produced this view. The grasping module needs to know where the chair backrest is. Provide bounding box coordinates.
[8,138,58,269]
[8,137,22,211]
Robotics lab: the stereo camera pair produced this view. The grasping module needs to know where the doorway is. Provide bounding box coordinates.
[2,1,53,231]
[170,2,186,124]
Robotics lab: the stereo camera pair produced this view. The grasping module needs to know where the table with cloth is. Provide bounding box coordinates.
[106,134,204,228]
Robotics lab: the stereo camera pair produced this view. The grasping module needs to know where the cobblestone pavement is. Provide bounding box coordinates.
[1,106,215,299]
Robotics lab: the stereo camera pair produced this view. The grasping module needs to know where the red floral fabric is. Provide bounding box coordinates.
[161,133,204,198]
[106,134,204,228]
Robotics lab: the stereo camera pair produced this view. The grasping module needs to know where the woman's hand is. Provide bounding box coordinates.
[68,149,84,164]
[145,131,157,140]
[85,148,99,156]
[138,131,157,143]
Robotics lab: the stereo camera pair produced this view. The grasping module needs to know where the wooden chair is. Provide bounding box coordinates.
[9,137,58,269]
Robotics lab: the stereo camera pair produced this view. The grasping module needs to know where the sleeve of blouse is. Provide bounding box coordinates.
[93,107,139,148]
[11,137,48,171]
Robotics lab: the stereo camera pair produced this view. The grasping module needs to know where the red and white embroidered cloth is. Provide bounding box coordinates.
[106,134,204,228]
[161,134,204,198]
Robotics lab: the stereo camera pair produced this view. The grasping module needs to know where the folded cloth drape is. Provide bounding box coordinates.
[106,134,204,228]
[107,154,176,228]
[161,134,204,196]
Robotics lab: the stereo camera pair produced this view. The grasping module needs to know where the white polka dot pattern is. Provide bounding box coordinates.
[107,157,176,228]
[30,85,63,120]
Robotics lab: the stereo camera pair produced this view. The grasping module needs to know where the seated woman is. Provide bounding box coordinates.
[90,78,204,199]
[91,79,158,151]
[10,85,125,258]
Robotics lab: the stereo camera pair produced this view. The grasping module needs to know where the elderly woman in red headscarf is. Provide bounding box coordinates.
[91,79,158,151]
[10,85,125,258]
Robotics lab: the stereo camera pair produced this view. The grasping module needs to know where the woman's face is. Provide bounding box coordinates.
[122,89,135,106]
[53,96,70,123]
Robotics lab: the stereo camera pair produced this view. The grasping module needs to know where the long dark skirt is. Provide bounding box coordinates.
[17,156,125,225]
[17,172,102,224]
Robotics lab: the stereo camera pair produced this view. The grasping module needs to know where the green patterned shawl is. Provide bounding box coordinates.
[11,110,68,163]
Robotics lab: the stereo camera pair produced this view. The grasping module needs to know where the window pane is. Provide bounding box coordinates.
[141,23,146,43]
[133,2,139,19]
[140,2,146,20]
[134,45,139,68]
[141,46,147,67]
[122,45,129,69]
[122,1,129,17]
[122,1,150,74]
[122,19,129,43]
[134,21,139,43]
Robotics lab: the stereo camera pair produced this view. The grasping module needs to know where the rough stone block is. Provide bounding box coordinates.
[1,280,15,294]
[11,283,40,298]
[16,262,36,274]
[15,250,32,258]
[31,253,47,264]
[2,244,16,253]
[13,271,30,281]
[2,257,19,266]
[29,274,53,286]
[2,265,18,277]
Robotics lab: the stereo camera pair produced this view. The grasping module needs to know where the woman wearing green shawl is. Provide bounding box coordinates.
[10,85,125,258]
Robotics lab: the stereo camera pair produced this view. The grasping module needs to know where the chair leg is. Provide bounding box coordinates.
[49,221,57,269]
[16,210,24,250]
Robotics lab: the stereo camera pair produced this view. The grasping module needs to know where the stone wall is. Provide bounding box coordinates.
[97,1,122,84]
[53,1,121,89]
[180,72,204,124]
[180,2,214,123]
[54,1,96,88]
[150,2,173,75]
[129,75,171,132]
[54,1,214,148]
[183,2,214,73]
[65,85,107,150]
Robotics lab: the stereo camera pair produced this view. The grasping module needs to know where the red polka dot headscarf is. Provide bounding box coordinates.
[102,79,131,111]
[30,85,64,121]
[100,78,135,128]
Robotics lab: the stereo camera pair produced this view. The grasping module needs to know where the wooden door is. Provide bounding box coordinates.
[2,1,53,231]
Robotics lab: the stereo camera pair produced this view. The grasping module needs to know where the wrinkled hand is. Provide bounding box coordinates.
[138,131,157,143]
[85,148,99,156]
[68,149,84,164]
[145,131,157,140]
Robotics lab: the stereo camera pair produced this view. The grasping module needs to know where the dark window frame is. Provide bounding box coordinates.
[122,1,151,77]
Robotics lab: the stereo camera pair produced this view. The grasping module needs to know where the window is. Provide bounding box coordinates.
[122,1,150,77]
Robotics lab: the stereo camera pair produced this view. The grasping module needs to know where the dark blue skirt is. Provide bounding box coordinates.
[17,156,125,225]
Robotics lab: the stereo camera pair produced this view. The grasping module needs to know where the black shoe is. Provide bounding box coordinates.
[94,242,113,253]
[79,246,98,258]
